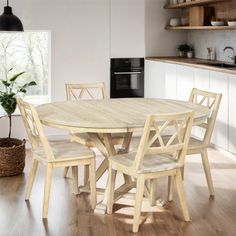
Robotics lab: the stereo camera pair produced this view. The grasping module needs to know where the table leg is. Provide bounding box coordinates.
[119,132,133,185]
[93,132,135,214]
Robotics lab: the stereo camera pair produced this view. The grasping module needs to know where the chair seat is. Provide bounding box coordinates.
[110,152,182,174]
[188,137,204,149]
[34,141,95,162]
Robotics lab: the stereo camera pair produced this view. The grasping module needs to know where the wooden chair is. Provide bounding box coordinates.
[64,82,124,180]
[65,82,109,148]
[65,82,107,101]
[17,97,97,218]
[106,111,194,233]
[167,88,222,199]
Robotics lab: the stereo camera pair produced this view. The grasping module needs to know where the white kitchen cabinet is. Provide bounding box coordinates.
[176,65,195,101]
[209,71,229,150]
[145,60,234,154]
[145,60,165,98]
[110,0,145,58]
[192,68,210,139]
[229,74,236,154]
[194,68,210,91]
[165,63,177,99]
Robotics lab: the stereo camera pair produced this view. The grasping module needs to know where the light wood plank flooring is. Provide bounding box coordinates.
[0,138,236,236]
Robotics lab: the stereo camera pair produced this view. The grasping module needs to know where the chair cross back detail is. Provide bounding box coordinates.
[17,97,54,160]
[188,88,222,145]
[134,112,194,171]
[65,82,107,101]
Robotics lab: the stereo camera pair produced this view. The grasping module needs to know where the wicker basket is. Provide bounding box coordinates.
[0,138,26,177]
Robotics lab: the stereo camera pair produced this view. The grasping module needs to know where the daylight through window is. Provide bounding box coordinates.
[0,31,51,114]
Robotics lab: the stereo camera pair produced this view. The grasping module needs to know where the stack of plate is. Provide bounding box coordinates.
[228,21,236,26]
[211,21,225,26]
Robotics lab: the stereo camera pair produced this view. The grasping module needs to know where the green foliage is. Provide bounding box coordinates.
[177,44,194,53]
[188,45,194,52]
[0,69,36,116]
[0,92,17,115]
[0,68,36,142]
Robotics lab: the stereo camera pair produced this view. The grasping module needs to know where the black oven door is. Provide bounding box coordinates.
[111,70,144,98]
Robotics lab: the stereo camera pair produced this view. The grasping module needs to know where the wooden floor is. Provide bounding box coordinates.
[0,138,236,236]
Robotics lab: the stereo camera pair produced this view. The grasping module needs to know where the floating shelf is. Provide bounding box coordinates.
[164,0,226,9]
[165,25,236,30]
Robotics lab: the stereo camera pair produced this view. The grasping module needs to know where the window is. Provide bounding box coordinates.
[0,31,51,115]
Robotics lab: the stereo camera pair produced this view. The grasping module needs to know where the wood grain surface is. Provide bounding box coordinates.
[0,140,236,235]
[146,57,236,74]
[37,98,209,133]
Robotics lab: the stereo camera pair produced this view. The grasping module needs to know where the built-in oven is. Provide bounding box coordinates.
[110,58,144,98]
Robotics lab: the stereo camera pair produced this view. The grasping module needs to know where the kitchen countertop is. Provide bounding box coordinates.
[146,57,236,74]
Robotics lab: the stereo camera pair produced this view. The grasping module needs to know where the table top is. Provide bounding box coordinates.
[37,98,210,133]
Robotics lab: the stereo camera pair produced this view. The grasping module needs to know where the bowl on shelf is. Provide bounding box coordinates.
[169,18,180,27]
[228,21,236,26]
[211,21,225,26]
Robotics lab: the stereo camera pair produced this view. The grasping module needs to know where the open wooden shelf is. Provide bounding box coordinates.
[165,25,236,30]
[164,0,226,9]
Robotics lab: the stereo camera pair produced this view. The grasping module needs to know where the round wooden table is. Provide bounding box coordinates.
[37,98,210,214]
[37,98,209,132]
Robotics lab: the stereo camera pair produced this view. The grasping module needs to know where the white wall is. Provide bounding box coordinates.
[0,0,186,139]
[145,0,187,57]
[110,0,145,58]
[0,0,110,139]
[21,0,111,101]
[187,31,236,62]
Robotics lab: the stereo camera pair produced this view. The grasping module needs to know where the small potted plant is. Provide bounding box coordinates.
[177,44,189,57]
[187,45,194,58]
[0,68,36,177]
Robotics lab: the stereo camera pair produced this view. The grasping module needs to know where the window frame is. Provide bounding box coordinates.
[0,30,52,116]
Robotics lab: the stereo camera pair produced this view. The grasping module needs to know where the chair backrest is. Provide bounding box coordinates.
[65,82,107,101]
[134,111,194,171]
[188,88,222,145]
[17,97,55,160]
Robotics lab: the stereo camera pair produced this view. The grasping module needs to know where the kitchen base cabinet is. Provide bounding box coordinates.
[145,60,165,98]
[165,63,177,99]
[192,68,210,139]
[209,71,229,150]
[176,65,195,101]
[145,59,236,156]
[229,74,236,154]
[194,68,210,91]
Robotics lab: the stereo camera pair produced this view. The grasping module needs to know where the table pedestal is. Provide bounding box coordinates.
[87,132,134,214]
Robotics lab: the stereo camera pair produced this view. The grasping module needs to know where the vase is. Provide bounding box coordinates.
[187,51,193,58]
[179,51,185,57]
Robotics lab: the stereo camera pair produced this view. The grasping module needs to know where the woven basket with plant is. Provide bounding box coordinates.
[0,68,36,177]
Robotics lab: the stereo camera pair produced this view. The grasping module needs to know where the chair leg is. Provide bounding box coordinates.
[201,149,214,197]
[89,159,97,210]
[63,167,69,178]
[84,165,89,186]
[168,176,175,202]
[133,176,145,233]
[43,164,53,219]
[143,181,150,198]
[25,159,38,201]
[181,166,185,180]
[107,163,117,214]
[150,179,157,206]
[175,169,190,222]
[72,166,79,195]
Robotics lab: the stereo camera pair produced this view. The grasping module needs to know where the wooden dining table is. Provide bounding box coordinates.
[37,98,210,214]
